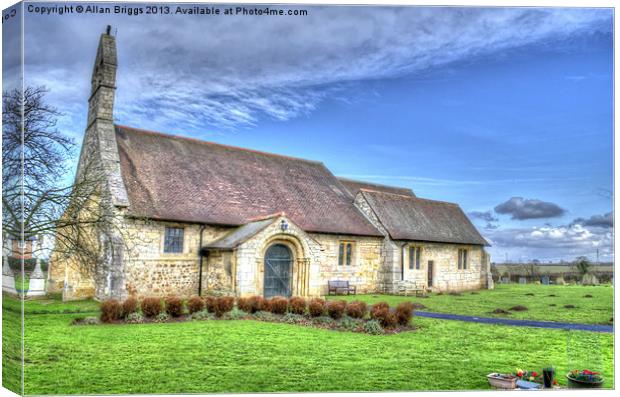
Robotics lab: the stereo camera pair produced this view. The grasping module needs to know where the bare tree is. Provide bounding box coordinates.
[2,86,140,279]
[519,263,539,279]
[3,86,72,242]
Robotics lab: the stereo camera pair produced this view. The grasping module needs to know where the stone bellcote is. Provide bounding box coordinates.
[76,25,129,208]
[87,25,117,128]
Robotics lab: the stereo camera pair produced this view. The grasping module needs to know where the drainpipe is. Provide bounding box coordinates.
[198,225,206,296]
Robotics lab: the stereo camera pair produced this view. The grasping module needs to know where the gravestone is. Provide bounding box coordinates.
[27,258,46,297]
[501,276,510,284]
[541,275,550,285]
[2,255,17,295]
[519,277,527,284]
[555,276,565,285]
[581,273,599,286]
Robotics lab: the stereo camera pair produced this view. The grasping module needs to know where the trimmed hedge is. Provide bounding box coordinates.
[288,296,306,315]
[237,297,252,313]
[100,299,122,323]
[214,296,234,317]
[345,301,367,319]
[248,296,269,313]
[205,296,218,313]
[395,302,414,326]
[269,296,289,315]
[187,296,205,314]
[370,303,398,328]
[121,297,138,318]
[165,296,184,317]
[141,297,163,318]
[327,300,346,320]
[308,298,326,317]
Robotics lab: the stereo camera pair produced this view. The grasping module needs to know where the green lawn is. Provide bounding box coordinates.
[3,293,99,315]
[2,298,22,394]
[0,288,613,395]
[327,284,614,325]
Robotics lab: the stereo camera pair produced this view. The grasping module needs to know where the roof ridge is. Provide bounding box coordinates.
[246,212,286,222]
[115,124,325,166]
[337,177,412,191]
[361,188,459,206]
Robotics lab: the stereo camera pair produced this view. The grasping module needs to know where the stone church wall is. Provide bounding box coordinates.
[234,216,321,297]
[399,242,486,292]
[121,219,233,298]
[308,233,384,295]
[353,192,402,292]
[232,215,384,297]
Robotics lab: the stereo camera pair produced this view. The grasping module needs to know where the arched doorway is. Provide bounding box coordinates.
[263,243,293,298]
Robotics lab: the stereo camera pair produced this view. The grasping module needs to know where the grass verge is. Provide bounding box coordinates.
[12,305,613,394]
[327,284,613,325]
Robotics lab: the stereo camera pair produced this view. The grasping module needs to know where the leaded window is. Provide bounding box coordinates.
[408,246,421,270]
[338,241,355,267]
[164,227,184,253]
[458,248,468,270]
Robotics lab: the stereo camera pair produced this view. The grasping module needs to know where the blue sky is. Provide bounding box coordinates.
[4,3,614,262]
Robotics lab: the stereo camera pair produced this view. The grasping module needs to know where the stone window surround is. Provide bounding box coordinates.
[406,244,423,271]
[337,240,357,268]
[457,248,469,270]
[160,225,187,255]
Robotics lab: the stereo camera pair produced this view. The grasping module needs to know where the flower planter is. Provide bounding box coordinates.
[487,373,517,389]
[566,374,604,388]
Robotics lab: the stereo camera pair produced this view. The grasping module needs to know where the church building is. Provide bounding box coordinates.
[48,27,492,301]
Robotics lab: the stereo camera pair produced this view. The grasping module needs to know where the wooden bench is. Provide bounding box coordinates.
[328,280,357,295]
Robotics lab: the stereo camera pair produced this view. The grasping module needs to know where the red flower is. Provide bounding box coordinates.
[517,371,523,377]
[532,371,539,377]
[553,379,559,385]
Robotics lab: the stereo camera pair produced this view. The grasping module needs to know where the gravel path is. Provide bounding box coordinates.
[416,311,613,333]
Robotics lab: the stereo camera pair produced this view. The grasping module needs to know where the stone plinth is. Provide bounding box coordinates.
[27,258,46,297]
[2,255,17,295]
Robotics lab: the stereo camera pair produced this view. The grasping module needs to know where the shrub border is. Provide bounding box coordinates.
[84,296,416,335]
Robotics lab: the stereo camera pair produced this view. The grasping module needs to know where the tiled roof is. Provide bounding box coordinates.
[115,125,382,237]
[203,218,277,250]
[360,189,488,245]
[338,177,415,197]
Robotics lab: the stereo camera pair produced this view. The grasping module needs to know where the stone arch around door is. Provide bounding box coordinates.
[259,234,310,298]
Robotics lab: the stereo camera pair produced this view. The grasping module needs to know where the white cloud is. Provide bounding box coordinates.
[23,6,612,132]
[485,222,613,262]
